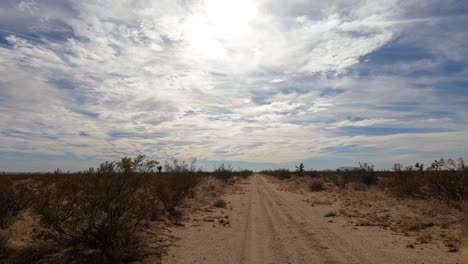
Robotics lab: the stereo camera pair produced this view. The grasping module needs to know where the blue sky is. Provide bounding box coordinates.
[0,0,467,172]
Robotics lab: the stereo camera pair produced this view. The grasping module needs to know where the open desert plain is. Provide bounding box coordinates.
[1,0,467,263]
[161,174,463,264]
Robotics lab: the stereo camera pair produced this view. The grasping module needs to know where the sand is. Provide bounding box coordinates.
[161,174,462,264]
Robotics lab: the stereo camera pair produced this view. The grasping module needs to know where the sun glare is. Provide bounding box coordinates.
[185,0,258,59]
[204,0,257,39]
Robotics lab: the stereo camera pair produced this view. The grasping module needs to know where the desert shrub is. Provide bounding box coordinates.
[152,172,199,213]
[214,163,233,181]
[261,169,292,180]
[308,178,325,192]
[356,162,378,185]
[232,169,253,178]
[213,199,227,208]
[342,162,377,186]
[390,171,422,197]
[426,170,468,207]
[32,159,153,262]
[322,173,343,187]
[0,177,32,228]
[164,157,197,173]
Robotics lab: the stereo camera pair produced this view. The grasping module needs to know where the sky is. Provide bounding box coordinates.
[0,0,467,172]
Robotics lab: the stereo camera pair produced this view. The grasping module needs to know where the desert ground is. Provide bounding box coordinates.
[1,171,465,264]
[162,174,463,264]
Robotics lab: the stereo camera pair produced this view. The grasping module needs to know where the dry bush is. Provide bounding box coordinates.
[390,171,421,197]
[32,160,153,262]
[261,169,292,180]
[426,170,468,207]
[214,163,233,181]
[349,163,378,186]
[213,199,227,208]
[323,163,377,188]
[149,158,200,213]
[232,170,253,179]
[152,172,198,213]
[308,179,325,192]
[0,177,32,228]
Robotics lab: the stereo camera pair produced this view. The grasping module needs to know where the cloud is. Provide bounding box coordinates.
[0,0,467,171]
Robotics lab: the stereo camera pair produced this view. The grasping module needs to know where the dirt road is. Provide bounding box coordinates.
[162,174,462,264]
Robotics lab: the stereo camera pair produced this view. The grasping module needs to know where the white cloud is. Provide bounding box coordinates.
[0,0,467,170]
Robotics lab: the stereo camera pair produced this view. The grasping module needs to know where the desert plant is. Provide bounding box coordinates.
[152,171,199,213]
[214,163,233,181]
[355,162,377,185]
[390,170,421,197]
[164,157,197,173]
[117,155,159,173]
[0,177,32,228]
[233,169,253,178]
[261,169,292,180]
[295,163,305,176]
[32,159,153,262]
[339,162,377,187]
[308,178,325,191]
[426,170,468,207]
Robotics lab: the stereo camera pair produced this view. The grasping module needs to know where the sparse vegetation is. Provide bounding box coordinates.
[151,158,200,213]
[0,177,32,228]
[214,163,233,181]
[263,158,468,208]
[0,155,466,263]
[33,158,154,262]
[308,178,325,192]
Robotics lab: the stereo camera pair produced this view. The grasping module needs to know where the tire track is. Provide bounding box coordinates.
[258,175,372,264]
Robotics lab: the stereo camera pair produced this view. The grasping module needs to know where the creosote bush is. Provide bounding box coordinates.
[390,169,421,198]
[0,177,32,228]
[214,163,233,181]
[212,164,253,181]
[32,157,155,262]
[151,158,199,213]
[152,172,198,213]
[261,169,292,180]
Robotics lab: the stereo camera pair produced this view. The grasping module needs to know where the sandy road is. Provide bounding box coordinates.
[240,175,370,264]
[162,174,462,264]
